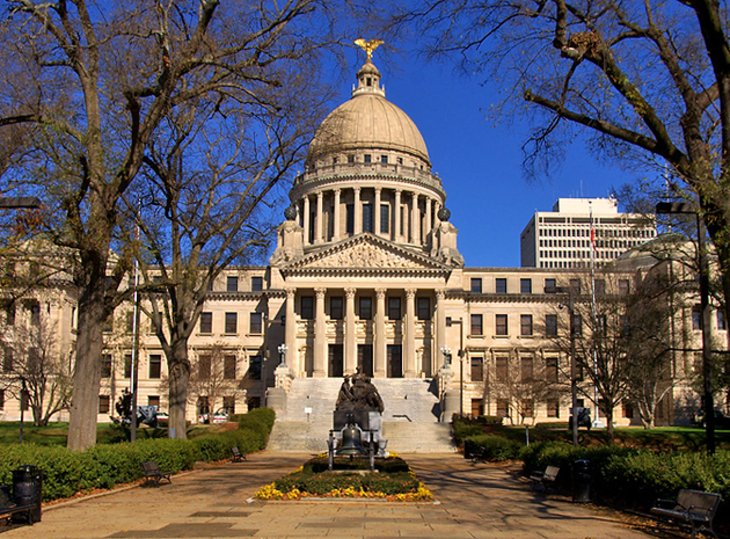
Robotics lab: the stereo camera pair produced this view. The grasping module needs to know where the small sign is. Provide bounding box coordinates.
[304,407,313,415]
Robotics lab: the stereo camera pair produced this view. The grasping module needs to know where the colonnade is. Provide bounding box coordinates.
[283,287,449,379]
[295,186,442,247]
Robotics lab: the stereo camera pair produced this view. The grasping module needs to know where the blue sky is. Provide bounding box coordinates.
[322,48,639,268]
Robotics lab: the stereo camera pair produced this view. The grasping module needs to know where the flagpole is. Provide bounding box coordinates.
[589,202,601,428]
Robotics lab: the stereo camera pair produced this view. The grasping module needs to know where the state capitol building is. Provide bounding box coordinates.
[0,50,722,449]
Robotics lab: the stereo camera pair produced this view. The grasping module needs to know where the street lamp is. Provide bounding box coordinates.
[546,285,579,446]
[440,346,452,367]
[656,201,715,453]
[278,343,288,368]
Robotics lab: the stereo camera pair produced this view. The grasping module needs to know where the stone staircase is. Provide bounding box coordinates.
[267,378,455,453]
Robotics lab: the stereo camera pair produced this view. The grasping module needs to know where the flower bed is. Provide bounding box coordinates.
[255,455,433,502]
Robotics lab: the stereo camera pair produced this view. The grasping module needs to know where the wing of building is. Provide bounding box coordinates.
[1,53,726,450]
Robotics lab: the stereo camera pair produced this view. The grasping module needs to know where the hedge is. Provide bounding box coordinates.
[0,407,275,502]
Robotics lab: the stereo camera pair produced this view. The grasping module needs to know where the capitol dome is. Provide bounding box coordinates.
[306,60,430,168]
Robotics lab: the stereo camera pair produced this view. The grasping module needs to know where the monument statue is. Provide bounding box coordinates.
[354,38,384,62]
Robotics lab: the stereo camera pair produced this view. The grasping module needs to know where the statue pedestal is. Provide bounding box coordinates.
[266,387,287,416]
[274,365,293,391]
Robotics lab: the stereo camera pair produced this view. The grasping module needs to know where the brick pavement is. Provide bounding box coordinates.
[0,451,660,538]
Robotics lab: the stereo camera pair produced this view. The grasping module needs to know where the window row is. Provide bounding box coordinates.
[99,353,262,381]
[468,277,630,296]
[298,295,432,321]
[469,313,570,337]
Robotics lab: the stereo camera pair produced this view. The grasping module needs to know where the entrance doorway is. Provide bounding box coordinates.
[357,344,373,377]
[329,344,343,378]
[387,345,403,378]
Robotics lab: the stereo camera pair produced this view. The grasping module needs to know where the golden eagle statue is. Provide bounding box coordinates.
[354,38,384,62]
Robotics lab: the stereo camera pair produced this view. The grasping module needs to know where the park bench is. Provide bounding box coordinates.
[529,465,560,492]
[231,446,246,462]
[650,488,722,538]
[141,461,172,487]
[0,485,39,525]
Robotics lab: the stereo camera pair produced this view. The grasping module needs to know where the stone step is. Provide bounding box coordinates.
[267,420,455,453]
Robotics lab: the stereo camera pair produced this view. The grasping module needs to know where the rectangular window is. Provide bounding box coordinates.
[547,397,560,418]
[619,279,630,295]
[101,354,112,378]
[198,354,211,379]
[199,312,212,334]
[521,357,534,382]
[545,314,558,337]
[301,296,314,320]
[149,354,162,379]
[718,310,726,330]
[388,297,402,320]
[223,396,236,415]
[148,395,160,408]
[544,278,556,293]
[495,278,507,294]
[470,278,482,293]
[224,355,236,380]
[572,314,583,336]
[225,312,238,334]
[125,311,134,334]
[692,305,702,330]
[520,278,532,294]
[124,354,132,378]
[0,389,4,410]
[417,297,431,321]
[496,357,508,382]
[248,355,262,380]
[520,314,533,336]
[569,278,581,294]
[330,296,344,320]
[98,395,111,414]
[251,276,263,292]
[362,203,374,232]
[2,346,12,372]
[4,302,15,326]
[380,154,388,164]
[226,276,238,292]
[364,154,371,164]
[380,204,390,233]
[495,314,508,336]
[546,356,559,382]
[358,297,372,320]
[595,279,606,297]
[470,314,483,335]
[497,398,509,417]
[471,357,484,382]
[346,204,354,234]
[249,312,262,334]
[521,399,534,418]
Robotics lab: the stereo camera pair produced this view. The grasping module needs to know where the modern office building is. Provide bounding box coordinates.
[0,51,723,451]
[520,198,656,269]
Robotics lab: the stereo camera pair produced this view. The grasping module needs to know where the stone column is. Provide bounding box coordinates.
[354,187,362,235]
[303,195,310,245]
[434,200,442,229]
[405,289,416,377]
[315,191,323,244]
[374,187,382,237]
[313,288,327,377]
[333,188,341,242]
[344,288,357,374]
[285,288,297,375]
[411,193,420,245]
[435,289,446,375]
[394,190,401,242]
[375,288,386,377]
[425,197,433,239]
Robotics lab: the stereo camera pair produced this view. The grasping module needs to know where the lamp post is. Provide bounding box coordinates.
[18,376,27,444]
[656,201,715,453]
[278,343,288,367]
[546,286,579,446]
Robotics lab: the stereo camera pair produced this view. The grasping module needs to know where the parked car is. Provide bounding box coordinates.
[198,408,229,424]
[156,411,169,427]
[695,409,730,429]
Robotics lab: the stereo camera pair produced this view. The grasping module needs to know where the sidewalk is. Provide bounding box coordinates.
[1,451,658,538]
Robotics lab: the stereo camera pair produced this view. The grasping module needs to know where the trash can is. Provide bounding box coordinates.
[572,459,591,503]
[12,465,42,523]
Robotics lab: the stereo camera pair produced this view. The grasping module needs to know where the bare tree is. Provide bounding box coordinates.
[0,0,332,450]
[390,1,730,338]
[0,312,73,426]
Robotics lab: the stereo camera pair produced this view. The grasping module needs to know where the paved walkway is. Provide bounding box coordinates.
[1,452,663,538]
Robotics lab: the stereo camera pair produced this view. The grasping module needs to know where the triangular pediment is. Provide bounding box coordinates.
[283,234,448,273]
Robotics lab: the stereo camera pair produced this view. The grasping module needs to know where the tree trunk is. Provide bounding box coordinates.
[168,340,191,440]
[605,408,615,440]
[67,284,106,451]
